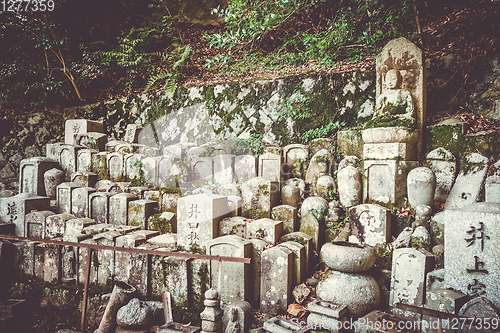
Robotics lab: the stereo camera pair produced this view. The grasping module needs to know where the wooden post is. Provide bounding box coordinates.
[81,248,92,331]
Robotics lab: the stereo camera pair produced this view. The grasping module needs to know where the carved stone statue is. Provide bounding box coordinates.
[368,68,416,129]
[225,308,240,333]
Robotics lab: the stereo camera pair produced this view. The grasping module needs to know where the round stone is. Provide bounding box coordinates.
[320,242,376,272]
[316,270,381,317]
[116,298,152,328]
[411,226,431,250]
[316,175,336,201]
[407,167,436,208]
[301,196,329,222]
[282,184,300,208]
[337,166,362,208]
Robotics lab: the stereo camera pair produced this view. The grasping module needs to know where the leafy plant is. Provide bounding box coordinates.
[232,133,265,157]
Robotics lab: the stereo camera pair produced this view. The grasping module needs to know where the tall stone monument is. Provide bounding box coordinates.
[362,37,424,208]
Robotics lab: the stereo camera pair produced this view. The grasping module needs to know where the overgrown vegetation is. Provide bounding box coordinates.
[0,0,498,114]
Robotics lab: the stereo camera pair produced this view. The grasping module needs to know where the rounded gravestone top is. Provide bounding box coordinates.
[205,289,218,300]
[338,156,361,171]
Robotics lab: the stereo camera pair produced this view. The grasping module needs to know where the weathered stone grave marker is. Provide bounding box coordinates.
[19,157,59,196]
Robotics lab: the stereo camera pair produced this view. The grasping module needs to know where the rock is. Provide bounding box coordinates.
[337,165,362,208]
[116,298,153,329]
[411,226,431,249]
[316,269,381,317]
[407,167,436,208]
[305,149,335,193]
[281,184,300,208]
[392,227,413,249]
[430,211,445,245]
[338,156,361,171]
[307,277,318,287]
[300,197,328,222]
[320,242,376,272]
[432,244,444,255]
[285,178,305,199]
[316,175,336,201]
[292,283,310,304]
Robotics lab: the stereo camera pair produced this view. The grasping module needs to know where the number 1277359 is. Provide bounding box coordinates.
[1,0,55,13]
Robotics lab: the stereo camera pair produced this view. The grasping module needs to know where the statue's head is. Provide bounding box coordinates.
[385,69,402,90]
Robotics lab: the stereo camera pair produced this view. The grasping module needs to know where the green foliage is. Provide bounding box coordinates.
[132,160,150,186]
[206,0,323,49]
[232,133,265,157]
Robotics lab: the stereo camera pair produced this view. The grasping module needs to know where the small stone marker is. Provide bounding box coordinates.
[281,232,313,274]
[246,218,283,244]
[444,153,489,210]
[123,153,141,182]
[234,155,258,183]
[128,199,158,229]
[390,248,434,321]
[200,289,223,333]
[219,216,248,238]
[299,213,320,252]
[65,217,94,235]
[192,157,214,186]
[445,202,500,309]
[76,148,97,172]
[70,171,98,188]
[279,241,306,285]
[281,184,300,208]
[316,175,336,201]
[44,168,64,199]
[75,132,107,151]
[46,213,75,238]
[271,205,297,234]
[91,152,108,180]
[241,177,280,219]
[19,157,59,196]
[307,299,348,333]
[407,167,436,208]
[177,194,228,249]
[284,143,308,179]
[109,193,138,226]
[349,204,391,246]
[305,149,335,194]
[248,239,267,308]
[59,144,83,180]
[89,192,113,224]
[56,182,80,214]
[422,289,468,333]
[260,245,293,315]
[0,193,50,237]
[107,152,125,182]
[485,175,500,203]
[206,235,252,305]
[214,154,235,184]
[425,147,456,203]
[65,119,103,145]
[337,165,362,208]
[25,211,54,238]
[151,253,189,305]
[258,153,284,182]
[363,160,418,208]
[124,124,142,143]
[94,230,121,285]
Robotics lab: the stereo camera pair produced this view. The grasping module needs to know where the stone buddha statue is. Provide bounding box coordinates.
[367,68,415,129]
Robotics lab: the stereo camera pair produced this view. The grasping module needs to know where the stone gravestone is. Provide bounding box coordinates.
[234,155,257,183]
[445,202,500,310]
[260,245,293,315]
[65,119,103,145]
[25,211,54,239]
[246,218,283,244]
[71,187,96,218]
[205,235,252,305]
[349,203,391,246]
[390,248,434,321]
[109,193,138,226]
[59,144,83,180]
[485,176,500,203]
[124,153,142,183]
[177,194,228,250]
[305,149,335,194]
[19,157,59,196]
[89,192,113,224]
[278,241,306,286]
[337,165,362,208]
[214,154,235,185]
[422,289,468,333]
[271,205,297,234]
[192,157,214,186]
[128,199,158,229]
[445,153,489,210]
[457,296,500,333]
[75,132,107,151]
[107,152,125,182]
[241,177,280,219]
[0,193,50,236]
[283,144,308,179]
[425,147,456,203]
[91,152,108,180]
[71,171,98,188]
[157,155,177,188]
[281,232,313,274]
[56,182,80,214]
[124,124,143,143]
[258,153,284,183]
[407,167,436,208]
[141,156,159,187]
[44,168,64,199]
[249,239,267,308]
[376,37,426,158]
[77,148,97,172]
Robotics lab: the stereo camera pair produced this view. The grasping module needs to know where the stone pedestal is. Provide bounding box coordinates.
[200,289,222,333]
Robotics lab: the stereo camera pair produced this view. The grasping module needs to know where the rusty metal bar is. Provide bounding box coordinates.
[81,248,92,332]
[0,234,251,264]
[394,303,470,320]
